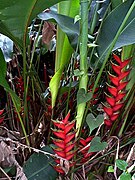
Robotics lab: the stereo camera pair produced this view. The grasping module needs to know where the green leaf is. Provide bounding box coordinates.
[41,0,79,107]
[111,0,122,9]
[74,15,81,24]
[116,159,128,171]
[77,88,92,105]
[92,1,135,98]
[87,43,98,48]
[120,172,131,180]
[113,18,135,51]
[86,113,104,134]
[23,146,57,180]
[0,49,21,111]
[0,0,67,49]
[89,136,108,153]
[107,166,114,173]
[0,48,6,76]
[3,166,16,176]
[96,0,135,66]
[49,68,63,108]
[38,10,79,49]
[74,69,84,76]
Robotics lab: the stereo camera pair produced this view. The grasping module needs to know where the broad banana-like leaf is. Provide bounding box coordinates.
[38,11,79,49]
[50,0,79,108]
[113,18,135,50]
[23,146,57,180]
[92,0,135,100]
[39,0,80,108]
[0,0,68,49]
[111,0,122,8]
[96,0,135,65]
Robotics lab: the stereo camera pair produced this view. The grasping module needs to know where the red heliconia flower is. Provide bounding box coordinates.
[52,112,76,174]
[103,54,131,126]
[0,109,4,124]
[15,76,30,100]
[0,109,4,116]
[15,77,24,98]
[79,136,95,163]
[88,84,99,105]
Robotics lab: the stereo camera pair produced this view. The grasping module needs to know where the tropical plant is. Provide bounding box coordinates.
[0,0,135,179]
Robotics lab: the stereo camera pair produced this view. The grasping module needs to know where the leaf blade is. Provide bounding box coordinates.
[86,113,104,134]
[77,88,92,105]
[89,136,108,153]
[23,146,57,180]
[116,159,128,171]
[0,0,68,48]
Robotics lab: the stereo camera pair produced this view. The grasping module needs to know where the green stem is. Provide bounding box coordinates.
[24,20,43,133]
[55,1,71,72]
[65,64,73,115]
[89,1,100,34]
[17,111,30,146]
[20,43,30,146]
[76,0,90,136]
[29,21,43,70]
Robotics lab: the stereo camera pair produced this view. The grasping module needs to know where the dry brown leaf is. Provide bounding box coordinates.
[42,21,56,45]
[0,143,4,162]
[0,140,27,179]
[15,166,27,180]
[126,143,135,165]
[0,141,15,167]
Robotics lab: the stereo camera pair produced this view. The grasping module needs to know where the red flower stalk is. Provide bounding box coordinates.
[103,54,131,126]
[0,109,4,124]
[15,77,24,98]
[52,112,76,174]
[15,77,30,101]
[88,84,99,105]
[79,136,94,163]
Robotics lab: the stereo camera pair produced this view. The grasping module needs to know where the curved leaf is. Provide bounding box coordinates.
[77,88,92,105]
[49,68,63,108]
[113,18,135,50]
[88,136,108,153]
[23,146,57,180]
[38,1,79,107]
[92,0,135,94]
[86,113,104,135]
[119,172,131,180]
[0,49,21,111]
[116,159,128,171]
[97,0,135,61]
[0,0,68,49]
[0,48,6,76]
[38,10,79,48]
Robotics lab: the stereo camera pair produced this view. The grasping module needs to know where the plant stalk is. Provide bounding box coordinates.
[76,0,90,136]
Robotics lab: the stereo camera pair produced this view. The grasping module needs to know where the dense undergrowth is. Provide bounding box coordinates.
[0,0,135,179]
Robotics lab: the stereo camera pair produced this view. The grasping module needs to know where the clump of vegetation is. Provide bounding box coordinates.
[0,0,135,179]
